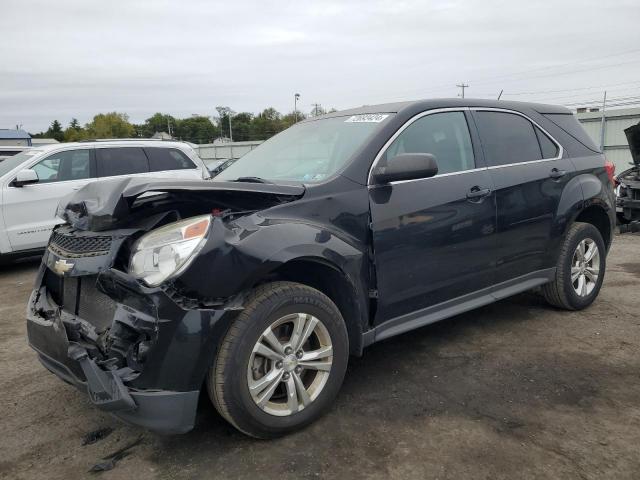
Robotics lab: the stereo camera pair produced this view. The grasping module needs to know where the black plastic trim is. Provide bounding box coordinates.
[363,268,556,345]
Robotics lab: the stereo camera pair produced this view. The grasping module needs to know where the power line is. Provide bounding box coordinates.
[563,93,640,107]
[456,83,469,98]
[500,80,640,97]
[355,48,640,103]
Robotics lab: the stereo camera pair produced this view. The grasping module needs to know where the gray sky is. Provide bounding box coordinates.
[2,0,640,133]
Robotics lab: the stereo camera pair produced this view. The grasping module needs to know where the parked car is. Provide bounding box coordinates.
[616,122,640,225]
[0,145,31,161]
[27,99,615,438]
[0,140,209,261]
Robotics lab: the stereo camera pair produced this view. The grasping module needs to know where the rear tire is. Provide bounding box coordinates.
[542,222,606,310]
[207,281,349,438]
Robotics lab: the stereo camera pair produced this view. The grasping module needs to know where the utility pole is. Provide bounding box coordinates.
[294,93,300,122]
[167,118,172,137]
[228,113,233,142]
[599,91,607,152]
[456,83,469,98]
[311,103,321,116]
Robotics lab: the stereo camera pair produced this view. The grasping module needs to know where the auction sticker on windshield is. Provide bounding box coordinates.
[345,114,389,123]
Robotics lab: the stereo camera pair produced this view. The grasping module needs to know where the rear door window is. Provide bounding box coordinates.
[96,147,149,177]
[535,126,559,159]
[474,111,542,166]
[32,149,92,183]
[146,148,196,172]
[384,111,475,175]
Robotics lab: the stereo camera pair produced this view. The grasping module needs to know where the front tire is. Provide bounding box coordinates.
[542,222,606,310]
[207,281,349,438]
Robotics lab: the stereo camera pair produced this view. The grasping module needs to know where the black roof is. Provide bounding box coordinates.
[307,98,570,122]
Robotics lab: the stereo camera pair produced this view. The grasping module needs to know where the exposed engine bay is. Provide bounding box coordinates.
[618,123,640,230]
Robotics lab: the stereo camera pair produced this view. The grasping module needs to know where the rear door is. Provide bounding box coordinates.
[471,108,575,283]
[2,148,95,251]
[369,109,497,323]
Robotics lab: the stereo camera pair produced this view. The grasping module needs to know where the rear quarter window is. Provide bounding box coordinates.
[146,148,196,171]
[543,113,600,153]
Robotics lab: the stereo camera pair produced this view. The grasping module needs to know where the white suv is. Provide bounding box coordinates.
[0,140,209,260]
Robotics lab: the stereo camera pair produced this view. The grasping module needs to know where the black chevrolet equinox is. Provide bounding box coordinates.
[27,99,616,438]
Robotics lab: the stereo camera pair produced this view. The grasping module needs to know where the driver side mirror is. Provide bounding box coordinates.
[372,153,438,184]
[13,169,39,187]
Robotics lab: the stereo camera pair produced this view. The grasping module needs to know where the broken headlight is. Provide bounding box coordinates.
[129,215,211,286]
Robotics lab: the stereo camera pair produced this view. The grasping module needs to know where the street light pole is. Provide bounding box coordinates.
[599,91,607,152]
[294,93,300,122]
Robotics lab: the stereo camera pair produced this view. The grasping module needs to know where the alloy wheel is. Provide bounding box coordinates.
[571,238,600,297]
[247,313,333,416]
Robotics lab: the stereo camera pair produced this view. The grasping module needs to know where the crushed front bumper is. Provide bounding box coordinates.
[27,253,235,434]
[33,337,199,433]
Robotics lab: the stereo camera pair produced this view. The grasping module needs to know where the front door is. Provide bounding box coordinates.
[2,148,95,251]
[369,110,497,324]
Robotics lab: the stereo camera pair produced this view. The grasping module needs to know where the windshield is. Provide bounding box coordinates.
[0,150,42,178]
[215,114,393,183]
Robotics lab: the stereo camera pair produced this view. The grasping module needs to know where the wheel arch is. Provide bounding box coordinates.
[557,172,615,252]
[260,257,366,356]
[573,202,613,251]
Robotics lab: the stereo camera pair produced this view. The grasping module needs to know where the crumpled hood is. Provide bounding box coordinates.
[57,177,305,231]
[625,122,640,166]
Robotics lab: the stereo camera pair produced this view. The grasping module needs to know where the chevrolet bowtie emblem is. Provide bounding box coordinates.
[53,258,74,275]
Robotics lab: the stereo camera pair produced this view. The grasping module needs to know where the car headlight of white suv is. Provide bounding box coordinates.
[129,215,211,287]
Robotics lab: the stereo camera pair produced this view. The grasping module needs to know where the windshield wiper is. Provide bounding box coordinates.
[231,176,273,184]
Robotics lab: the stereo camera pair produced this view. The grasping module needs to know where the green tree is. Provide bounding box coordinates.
[215,106,234,139]
[64,118,87,142]
[281,111,306,129]
[86,112,135,139]
[175,116,218,143]
[44,120,64,141]
[251,108,283,140]
[139,113,177,138]
[230,112,254,141]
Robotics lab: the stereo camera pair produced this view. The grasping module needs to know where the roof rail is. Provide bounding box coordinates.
[77,138,170,143]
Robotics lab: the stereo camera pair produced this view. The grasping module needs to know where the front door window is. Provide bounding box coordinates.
[32,150,91,183]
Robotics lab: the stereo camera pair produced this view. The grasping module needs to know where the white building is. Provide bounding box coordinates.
[576,107,640,172]
[31,138,60,147]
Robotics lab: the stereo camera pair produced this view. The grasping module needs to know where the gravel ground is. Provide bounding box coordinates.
[1,233,639,480]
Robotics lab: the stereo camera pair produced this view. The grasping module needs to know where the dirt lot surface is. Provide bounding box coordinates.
[1,234,639,480]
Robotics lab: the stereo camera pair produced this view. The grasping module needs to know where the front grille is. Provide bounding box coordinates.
[44,270,116,333]
[77,277,117,332]
[49,230,112,258]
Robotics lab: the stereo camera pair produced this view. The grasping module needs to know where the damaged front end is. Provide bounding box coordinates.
[27,177,307,433]
[619,123,640,226]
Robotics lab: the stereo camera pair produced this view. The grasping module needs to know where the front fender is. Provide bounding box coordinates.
[170,215,368,306]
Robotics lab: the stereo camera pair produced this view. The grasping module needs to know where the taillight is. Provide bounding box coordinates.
[604,160,616,185]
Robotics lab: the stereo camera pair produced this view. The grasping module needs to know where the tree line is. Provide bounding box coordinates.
[32,105,333,144]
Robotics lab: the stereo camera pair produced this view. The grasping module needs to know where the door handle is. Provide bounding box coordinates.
[466,186,492,200]
[549,168,567,179]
